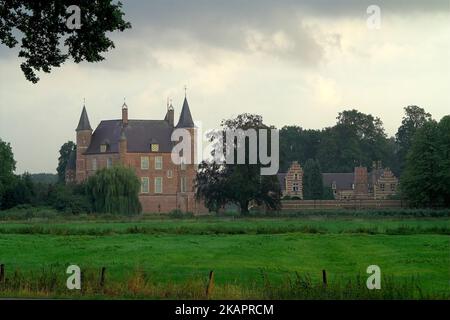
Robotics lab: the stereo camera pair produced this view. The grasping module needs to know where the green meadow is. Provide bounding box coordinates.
[0,216,449,299]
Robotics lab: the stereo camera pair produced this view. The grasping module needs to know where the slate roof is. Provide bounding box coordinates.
[322,173,354,191]
[85,119,174,154]
[76,106,92,131]
[176,97,195,128]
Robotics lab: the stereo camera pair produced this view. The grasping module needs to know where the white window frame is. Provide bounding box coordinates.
[155,156,163,170]
[100,144,107,153]
[154,177,163,194]
[141,177,149,193]
[141,156,149,170]
[167,170,173,178]
[92,158,97,171]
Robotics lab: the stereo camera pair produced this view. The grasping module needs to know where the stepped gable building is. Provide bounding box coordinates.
[279,161,398,200]
[322,161,398,200]
[277,161,304,198]
[66,97,204,213]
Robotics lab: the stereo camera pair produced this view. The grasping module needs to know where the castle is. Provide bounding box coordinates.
[66,97,204,213]
[279,161,398,200]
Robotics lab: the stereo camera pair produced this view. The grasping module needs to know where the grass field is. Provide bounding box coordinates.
[0,216,449,299]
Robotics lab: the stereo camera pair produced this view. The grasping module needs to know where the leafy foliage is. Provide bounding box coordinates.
[0,138,16,208]
[0,0,131,82]
[280,109,395,173]
[400,118,449,207]
[303,159,323,200]
[56,141,76,183]
[86,166,142,215]
[395,106,432,174]
[196,113,281,214]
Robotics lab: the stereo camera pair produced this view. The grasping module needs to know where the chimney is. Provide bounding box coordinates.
[122,102,128,125]
[354,166,368,198]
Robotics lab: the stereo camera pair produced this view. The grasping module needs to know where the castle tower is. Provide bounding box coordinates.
[75,105,92,183]
[175,96,197,211]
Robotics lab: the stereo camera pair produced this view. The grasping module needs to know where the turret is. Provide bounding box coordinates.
[164,100,175,127]
[75,105,92,183]
[175,96,197,194]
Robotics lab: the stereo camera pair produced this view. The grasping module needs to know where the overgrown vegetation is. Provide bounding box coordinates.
[0,268,445,299]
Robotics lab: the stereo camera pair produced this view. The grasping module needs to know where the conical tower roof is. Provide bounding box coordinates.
[176,97,194,128]
[76,106,92,131]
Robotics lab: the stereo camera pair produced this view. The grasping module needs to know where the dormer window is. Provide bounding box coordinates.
[151,144,159,152]
[100,144,107,153]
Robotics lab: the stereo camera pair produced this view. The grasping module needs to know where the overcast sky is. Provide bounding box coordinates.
[0,0,449,173]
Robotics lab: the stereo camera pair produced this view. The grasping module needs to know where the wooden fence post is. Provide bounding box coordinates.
[99,267,106,288]
[322,269,327,287]
[0,264,4,283]
[206,270,214,299]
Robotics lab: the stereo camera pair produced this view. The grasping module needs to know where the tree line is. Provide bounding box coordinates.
[0,105,448,215]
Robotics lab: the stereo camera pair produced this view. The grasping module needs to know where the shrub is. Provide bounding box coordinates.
[168,209,194,219]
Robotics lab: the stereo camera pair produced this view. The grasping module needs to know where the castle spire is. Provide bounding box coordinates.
[76,105,92,131]
[176,96,194,128]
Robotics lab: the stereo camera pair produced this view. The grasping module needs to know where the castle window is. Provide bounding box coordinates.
[141,177,149,193]
[181,176,187,193]
[390,184,396,192]
[351,183,355,190]
[92,158,97,171]
[293,182,299,192]
[294,173,298,180]
[154,177,163,194]
[155,156,163,170]
[107,157,113,168]
[167,170,173,178]
[151,144,159,152]
[380,183,385,191]
[141,157,149,170]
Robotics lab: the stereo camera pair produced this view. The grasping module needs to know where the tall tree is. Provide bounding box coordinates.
[437,116,450,206]
[395,106,432,174]
[0,138,16,208]
[303,159,323,200]
[196,113,281,214]
[57,141,76,183]
[401,121,441,207]
[0,0,131,83]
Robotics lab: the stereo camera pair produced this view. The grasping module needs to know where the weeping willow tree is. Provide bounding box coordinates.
[86,166,142,215]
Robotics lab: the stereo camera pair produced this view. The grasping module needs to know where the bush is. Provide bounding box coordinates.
[168,209,194,219]
[0,205,59,221]
[46,184,91,214]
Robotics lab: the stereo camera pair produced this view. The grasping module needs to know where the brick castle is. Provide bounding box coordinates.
[66,97,205,213]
